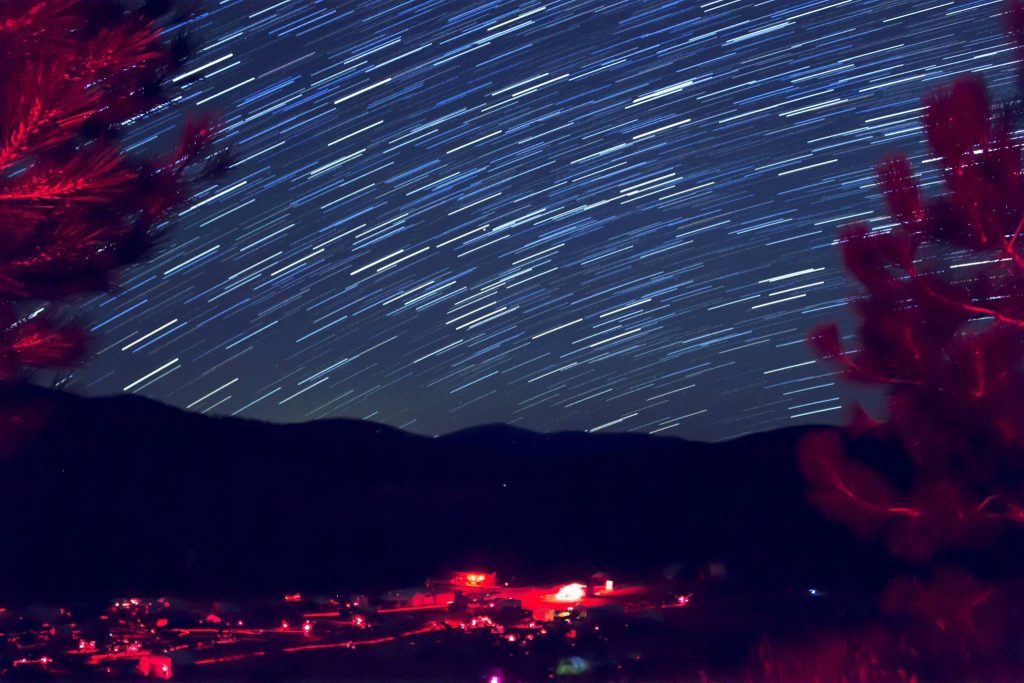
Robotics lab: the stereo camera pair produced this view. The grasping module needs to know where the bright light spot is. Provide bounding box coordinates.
[553,583,586,602]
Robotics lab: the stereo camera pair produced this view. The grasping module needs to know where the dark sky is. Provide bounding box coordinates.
[68,0,1006,440]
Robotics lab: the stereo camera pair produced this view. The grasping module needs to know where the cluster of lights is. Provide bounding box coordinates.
[13,656,52,668]
[0,573,700,680]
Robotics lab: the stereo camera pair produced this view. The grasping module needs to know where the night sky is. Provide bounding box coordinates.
[68,0,1009,440]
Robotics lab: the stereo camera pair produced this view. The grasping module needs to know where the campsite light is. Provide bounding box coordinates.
[554,583,586,602]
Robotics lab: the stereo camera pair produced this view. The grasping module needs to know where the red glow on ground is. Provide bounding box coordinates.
[377,602,452,614]
[194,652,266,666]
[138,655,172,679]
[282,635,397,653]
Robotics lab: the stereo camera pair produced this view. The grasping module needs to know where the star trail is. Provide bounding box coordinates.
[68,0,1011,440]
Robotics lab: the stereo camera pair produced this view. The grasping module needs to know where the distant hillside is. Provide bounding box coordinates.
[0,383,904,602]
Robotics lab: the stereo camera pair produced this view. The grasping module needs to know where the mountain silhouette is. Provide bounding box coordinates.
[0,383,903,602]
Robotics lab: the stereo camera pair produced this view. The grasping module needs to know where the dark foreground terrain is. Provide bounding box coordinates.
[0,572,874,682]
[0,383,900,602]
[3,384,1022,680]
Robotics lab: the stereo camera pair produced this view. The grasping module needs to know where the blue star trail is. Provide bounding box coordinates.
[70,0,1011,440]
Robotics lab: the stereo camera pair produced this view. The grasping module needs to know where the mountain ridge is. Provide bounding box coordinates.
[1,383,901,603]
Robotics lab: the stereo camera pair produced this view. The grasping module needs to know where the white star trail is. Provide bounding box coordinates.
[71,0,1010,440]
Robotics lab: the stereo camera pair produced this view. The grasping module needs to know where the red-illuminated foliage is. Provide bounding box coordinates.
[751,627,906,683]
[879,569,1018,666]
[0,1,225,452]
[0,0,225,383]
[748,571,1024,682]
[801,1,1024,564]
[789,4,1024,679]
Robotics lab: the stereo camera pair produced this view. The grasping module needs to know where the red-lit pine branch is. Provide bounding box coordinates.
[0,0,226,382]
[801,1,1024,563]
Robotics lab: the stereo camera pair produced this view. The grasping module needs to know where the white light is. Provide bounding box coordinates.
[554,583,586,602]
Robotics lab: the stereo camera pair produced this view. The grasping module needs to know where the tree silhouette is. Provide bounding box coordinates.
[774,12,1024,679]
[786,3,1024,678]
[0,0,225,382]
[801,3,1024,564]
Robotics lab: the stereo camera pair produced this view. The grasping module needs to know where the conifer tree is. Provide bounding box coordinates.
[0,0,225,381]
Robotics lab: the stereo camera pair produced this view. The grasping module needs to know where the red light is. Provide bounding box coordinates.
[451,571,496,587]
[138,655,173,679]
